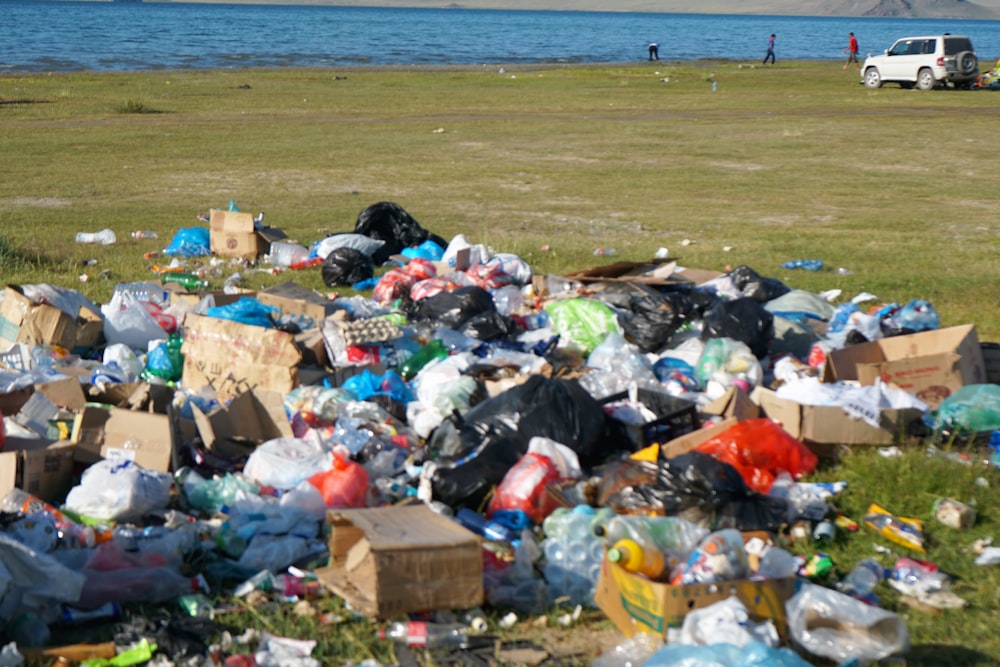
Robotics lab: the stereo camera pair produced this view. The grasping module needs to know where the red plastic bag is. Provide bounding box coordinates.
[692,418,818,494]
[308,451,369,508]
[487,452,561,525]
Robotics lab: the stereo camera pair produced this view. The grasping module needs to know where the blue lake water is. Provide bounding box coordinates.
[2,0,1000,72]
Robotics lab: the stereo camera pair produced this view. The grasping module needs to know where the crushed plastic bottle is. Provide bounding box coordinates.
[378,621,470,649]
[131,230,158,239]
[838,558,885,599]
[75,229,117,245]
[780,259,823,271]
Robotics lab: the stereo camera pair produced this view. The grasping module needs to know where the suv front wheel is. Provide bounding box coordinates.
[917,68,937,90]
[864,68,882,89]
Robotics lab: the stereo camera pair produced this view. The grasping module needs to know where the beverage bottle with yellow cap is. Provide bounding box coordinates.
[607,538,671,581]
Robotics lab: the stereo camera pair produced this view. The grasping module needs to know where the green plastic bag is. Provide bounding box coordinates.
[930,384,1000,434]
[545,298,620,354]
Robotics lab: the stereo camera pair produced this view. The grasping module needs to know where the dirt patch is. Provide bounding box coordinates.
[1,197,72,208]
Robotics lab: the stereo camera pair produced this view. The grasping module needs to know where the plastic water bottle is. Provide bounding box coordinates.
[378,621,470,649]
[131,230,158,239]
[75,228,117,245]
[455,508,519,543]
[839,558,885,598]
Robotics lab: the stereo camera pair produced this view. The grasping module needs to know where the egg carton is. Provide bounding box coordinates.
[339,318,404,345]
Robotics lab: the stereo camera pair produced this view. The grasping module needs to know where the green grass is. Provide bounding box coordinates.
[3,61,1000,666]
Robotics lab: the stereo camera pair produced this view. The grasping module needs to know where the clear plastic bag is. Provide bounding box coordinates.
[63,459,173,523]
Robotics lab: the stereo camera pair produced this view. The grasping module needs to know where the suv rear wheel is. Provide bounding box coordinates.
[917,68,937,90]
[864,68,882,89]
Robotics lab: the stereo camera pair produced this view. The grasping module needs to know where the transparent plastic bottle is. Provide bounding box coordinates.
[378,621,470,649]
[839,558,885,597]
[131,230,158,239]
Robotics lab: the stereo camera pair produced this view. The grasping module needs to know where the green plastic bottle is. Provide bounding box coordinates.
[399,338,448,381]
[162,273,208,291]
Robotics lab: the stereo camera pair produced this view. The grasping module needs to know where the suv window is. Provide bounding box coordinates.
[890,41,911,56]
[944,38,973,55]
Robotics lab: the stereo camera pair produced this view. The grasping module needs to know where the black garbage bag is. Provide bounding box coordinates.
[353,201,448,265]
[701,296,774,359]
[430,375,622,508]
[605,451,787,532]
[729,265,790,303]
[459,309,516,342]
[114,613,223,660]
[407,286,497,330]
[321,246,374,287]
[619,291,690,353]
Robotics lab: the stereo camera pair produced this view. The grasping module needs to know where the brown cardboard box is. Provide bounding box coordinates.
[180,312,301,403]
[316,504,484,619]
[71,406,176,472]
[0,375,87,419]
[189,389,293,460]
[824,324,987,408]
[0,437,76,504]
[0,285,103,354]
[256,281,338,326]
[594,555,796,640]
[209,210,286,260]
[752,387,924,450]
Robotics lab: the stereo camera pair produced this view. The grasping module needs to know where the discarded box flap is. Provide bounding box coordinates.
[824,324,986,408]
[71,407,175,472]
[317,505,483,618]
[181,312,301,403]
[0,375,87,419]
[565,259,724,287]
[660,416,739,459]
[191,389,293,458]
[256,281,337,324]
[703,386,760,421]
[0,285,103,354]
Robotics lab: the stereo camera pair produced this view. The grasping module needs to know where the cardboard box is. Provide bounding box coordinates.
[0,437,76,504]
[0,375,87,424]
[256,281,337,326]
[0,285,103,354]
[71,406,177,472]
[753,386,924,449]
[209,210,286,260]
[824,324,987,408]
[594,556,796,640]
[189,389,293,460]
[316,504,483,619]
[181,312,301,403]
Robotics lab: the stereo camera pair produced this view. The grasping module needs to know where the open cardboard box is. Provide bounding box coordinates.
[0,437,76,504]
[752,386,925,451]
[181,312,302,403]
[188,389,293,460]
[823,324,987,408]
[316,504,483,619]
[0,285,103,355]
[71,406,178,472]
[594,551,796,640]
[256,281,339,326]
[209,210,286,261]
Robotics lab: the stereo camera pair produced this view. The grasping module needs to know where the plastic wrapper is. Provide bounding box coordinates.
[700,297,774,360]
[692,418,819,494]
[546,298,621,354]
[64,460,173,523]
[678,597,780,648]
[763,288,835,323]
[863,503,925,552]
[321,246,373,287]
[237,534,328,575]
[786,582,909,663]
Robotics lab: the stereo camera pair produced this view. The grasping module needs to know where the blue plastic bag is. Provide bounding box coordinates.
[204,297,278,329]
[401,239,445,261]
[164,227,211,257]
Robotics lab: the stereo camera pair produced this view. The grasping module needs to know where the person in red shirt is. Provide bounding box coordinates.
[843,32,860,72]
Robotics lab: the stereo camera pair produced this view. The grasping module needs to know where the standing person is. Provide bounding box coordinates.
[843,32,860,71]
[763,34,776,65]
[648,42,659,61]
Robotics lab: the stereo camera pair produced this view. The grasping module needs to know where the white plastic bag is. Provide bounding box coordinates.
[243,438,331,490]
[64,459,173,522]
[101,290,166,350]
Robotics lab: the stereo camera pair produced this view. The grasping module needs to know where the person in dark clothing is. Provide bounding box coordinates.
[648,42,659,61]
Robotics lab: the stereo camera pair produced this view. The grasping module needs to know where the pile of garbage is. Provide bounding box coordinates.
[1,200,999,667]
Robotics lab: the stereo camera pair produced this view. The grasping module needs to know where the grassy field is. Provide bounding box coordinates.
[2,61,1000,666]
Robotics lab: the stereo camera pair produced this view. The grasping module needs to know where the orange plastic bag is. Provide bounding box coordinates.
[308,451,370,508]
[692,418,818,494]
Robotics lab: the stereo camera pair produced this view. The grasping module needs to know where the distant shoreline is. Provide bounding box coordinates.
[153,0,1000,19]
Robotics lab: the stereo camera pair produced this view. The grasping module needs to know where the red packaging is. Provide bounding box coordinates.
[487,453,561,525]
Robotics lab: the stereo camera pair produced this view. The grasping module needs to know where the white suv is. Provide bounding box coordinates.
[862,34,978,90]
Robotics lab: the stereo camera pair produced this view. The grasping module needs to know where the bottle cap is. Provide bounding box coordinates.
[607,547,623,563]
